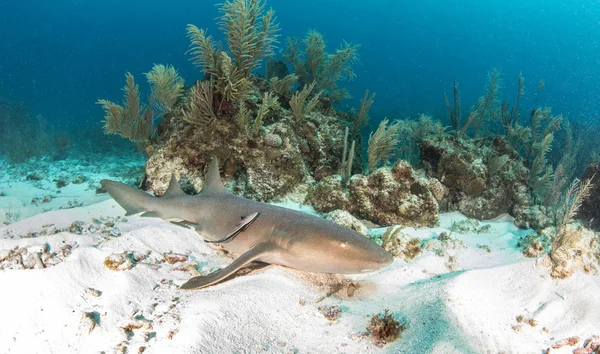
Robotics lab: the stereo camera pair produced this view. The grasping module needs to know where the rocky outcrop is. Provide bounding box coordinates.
[419,135,542,227]
[308,160,439,227]
[143,99,348,203]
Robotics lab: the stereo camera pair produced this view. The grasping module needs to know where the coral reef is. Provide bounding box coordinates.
[94,0,444,229]
[309,160,439,227]
[419,134,541,225]
[143,108,345,202]
[95,0,592,258]
[519,220,599,279]
[542,225,599,279]
[283,29,359,103]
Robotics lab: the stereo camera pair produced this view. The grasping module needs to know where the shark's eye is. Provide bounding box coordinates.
[340,243,347,248]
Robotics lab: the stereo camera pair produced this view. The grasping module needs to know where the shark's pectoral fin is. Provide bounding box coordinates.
[204,212,260,244]
[180,242,274,290]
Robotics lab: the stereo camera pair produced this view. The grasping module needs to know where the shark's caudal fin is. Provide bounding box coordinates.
[100,180,155,216]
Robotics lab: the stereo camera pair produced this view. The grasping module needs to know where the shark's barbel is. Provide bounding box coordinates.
[101,157,393,290]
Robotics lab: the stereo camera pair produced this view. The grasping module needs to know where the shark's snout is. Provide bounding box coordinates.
[378,250,394,266]
[322,236,394,274]
[361,247,394,272]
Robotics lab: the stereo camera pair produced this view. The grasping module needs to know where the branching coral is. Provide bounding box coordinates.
[524,108,563,202]
[187,0,279,103]
[252,92,279,135]
[351,90,375,140]
[284,30,358,103]
[367,118,401,173]
[457,68,501,138]
[235,102,251,136]
[554,120,581,188]
[492,74,577,214]
[145,64,184,112]
[186,26,219,76]
[182,81,217,126]
[500,72,525,136]
[340,126,356,184]
[269,74,298,96]
[219,0,279,77]
[550,176,594,278]
[444,78,461,131]
[394,114,446,165]
[380,226,424,259]
[474,68,502,135]
[289,81,321,121]
[97,73,153,149]
[556,176,594,234]
[529,132,554,199]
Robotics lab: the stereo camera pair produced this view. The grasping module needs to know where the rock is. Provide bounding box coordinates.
[310,160,439,227]
[420,135,534,223]
[143,104,345,203]
[466,177,486,197]
[104,253,134,271]
[324,210,368,235]
[163,253,188,264]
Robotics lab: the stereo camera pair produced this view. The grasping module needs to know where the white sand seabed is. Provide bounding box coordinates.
[1,196,599,353]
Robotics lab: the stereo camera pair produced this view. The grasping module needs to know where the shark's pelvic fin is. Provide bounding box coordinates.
[164,175,185,197]
[204,212,261,244]
[180,242,274,290]
[201,156,225,194]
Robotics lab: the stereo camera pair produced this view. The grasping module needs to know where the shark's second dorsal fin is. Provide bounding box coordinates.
[201,156,225,194]
[164,175,185,197]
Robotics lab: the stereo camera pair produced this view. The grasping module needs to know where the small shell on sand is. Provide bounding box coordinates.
[163,253,188,264]
[84,287,102,297]
[552,336,580,349]
[104,253,134,271]
[78,311,99,335]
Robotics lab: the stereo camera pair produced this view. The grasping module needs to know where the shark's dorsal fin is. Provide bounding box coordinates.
[201,156,225,194]
[164,175,185,197]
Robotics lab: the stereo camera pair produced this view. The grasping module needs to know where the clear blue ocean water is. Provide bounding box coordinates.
[1,0,599,134]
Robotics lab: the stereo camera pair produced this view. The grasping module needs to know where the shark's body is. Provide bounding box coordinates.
[101,157,393,290]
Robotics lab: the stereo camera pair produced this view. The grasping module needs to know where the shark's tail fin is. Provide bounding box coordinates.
[101,179,155,216]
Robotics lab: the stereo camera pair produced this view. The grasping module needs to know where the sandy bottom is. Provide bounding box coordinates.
[1,156,599,353]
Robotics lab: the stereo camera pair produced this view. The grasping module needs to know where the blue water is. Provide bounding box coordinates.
[1,0,599,130]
